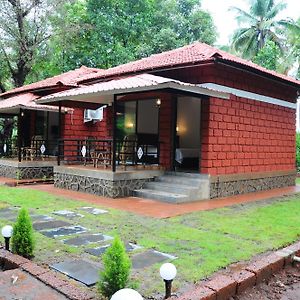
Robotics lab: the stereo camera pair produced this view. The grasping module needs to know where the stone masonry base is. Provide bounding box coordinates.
[210,170,296,199]
[0,161,54,180]
[54,166,163,198]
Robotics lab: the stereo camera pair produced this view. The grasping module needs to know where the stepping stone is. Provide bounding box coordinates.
[85,242,142,257]
[63,233,113,246]
[51,259,99,286]
[85,244,111,256]
[126,242,143,252]
[0,207,19,219]
[53,210,83,219]
[33,220,71,231]
[40,226,87,238]
[79,207,108,215]
[30,215,54,222]
[131,250,177,269]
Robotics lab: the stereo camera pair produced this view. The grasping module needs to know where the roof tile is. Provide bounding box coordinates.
[78,42,300,87]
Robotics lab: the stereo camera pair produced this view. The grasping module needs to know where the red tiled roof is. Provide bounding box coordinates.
[0,93,60,113]
[0,66,104,98]
[78,42,300,87]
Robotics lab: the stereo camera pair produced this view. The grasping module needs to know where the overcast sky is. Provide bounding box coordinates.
[201,0,300,45]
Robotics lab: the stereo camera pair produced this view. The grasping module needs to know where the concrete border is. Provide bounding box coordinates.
[0,248,93,300]
[171,240,300,300]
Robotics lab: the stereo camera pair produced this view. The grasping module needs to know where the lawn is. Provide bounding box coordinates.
[0,185,300,297]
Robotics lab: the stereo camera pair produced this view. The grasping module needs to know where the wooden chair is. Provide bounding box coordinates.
[22,135,45,161]
[119,134,138,168]
[90,140,112,168]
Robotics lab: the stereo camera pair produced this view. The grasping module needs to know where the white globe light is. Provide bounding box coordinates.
[111,288,143,300]
[1,225,13,238]
[160,263,177,281]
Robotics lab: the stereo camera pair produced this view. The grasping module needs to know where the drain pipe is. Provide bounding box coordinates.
[292,255,300,263]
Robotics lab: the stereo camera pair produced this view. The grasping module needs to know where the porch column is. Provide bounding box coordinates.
[112,95,117,172]
[57,102,62,166]
[171,94,178,171]
[17,109,23,162]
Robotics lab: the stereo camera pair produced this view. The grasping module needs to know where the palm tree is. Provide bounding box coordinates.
[230,0,297,59]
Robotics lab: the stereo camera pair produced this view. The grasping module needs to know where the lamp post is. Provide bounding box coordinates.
[111,288,143,300]
[160,263,177,299]
[1,225,13,251]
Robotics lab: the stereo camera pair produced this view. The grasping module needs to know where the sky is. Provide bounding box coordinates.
[201,0,300,45]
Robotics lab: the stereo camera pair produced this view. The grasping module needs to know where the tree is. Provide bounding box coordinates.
[45,0,217,72]
[11,208,35,258]
[230,0,299,59]
[253,40,281,70]
[0,0,65,89]
[98,236,131,298]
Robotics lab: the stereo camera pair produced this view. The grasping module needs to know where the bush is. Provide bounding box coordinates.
[98,236,131,298]
[11,208,34,258]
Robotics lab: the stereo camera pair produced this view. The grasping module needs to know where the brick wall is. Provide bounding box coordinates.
[62,107,112,139]
[200,95,296,175]
[159,95,173,169]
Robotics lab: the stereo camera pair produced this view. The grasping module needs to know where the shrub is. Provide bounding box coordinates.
[11,208,34,258]
[98,236,131,298]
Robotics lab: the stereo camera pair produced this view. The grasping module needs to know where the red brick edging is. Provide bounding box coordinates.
[0,248,93,300]
[171,241,300,300]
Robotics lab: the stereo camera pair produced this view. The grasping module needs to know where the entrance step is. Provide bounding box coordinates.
[133,189,189,203]
[133,172,210,203]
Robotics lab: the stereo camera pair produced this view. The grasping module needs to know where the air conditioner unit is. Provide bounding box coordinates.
[84,106,107,123]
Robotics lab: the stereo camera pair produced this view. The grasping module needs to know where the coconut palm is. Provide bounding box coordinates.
[230,0,298,59]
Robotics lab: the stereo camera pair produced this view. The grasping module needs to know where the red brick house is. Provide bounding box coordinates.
[37,42,299,201]
[0,66,101,179]
[1,43,300,202]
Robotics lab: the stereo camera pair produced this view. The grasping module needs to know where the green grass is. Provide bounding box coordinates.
[0,186,300,296]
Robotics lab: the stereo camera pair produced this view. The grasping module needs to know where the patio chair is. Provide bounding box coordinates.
[119,134,138,168]
[22,135,45,161]
[89,139,112,168]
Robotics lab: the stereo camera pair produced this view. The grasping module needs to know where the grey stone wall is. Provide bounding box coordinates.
[54,172,151,198]
[0,164,53,180]
[210,174,296,198]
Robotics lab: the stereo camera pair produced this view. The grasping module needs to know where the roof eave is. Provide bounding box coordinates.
[216,58,300,90]
[79,59,216,85]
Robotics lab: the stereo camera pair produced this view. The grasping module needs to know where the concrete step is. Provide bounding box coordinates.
[156,175,205,186]
[133,189,189,203]
[165,171,209,179]
[145,181,198,195]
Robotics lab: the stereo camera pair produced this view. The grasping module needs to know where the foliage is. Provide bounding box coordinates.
[98,236,131,298]
[230,0,300,59]
[279,17,300,78]
[296,132,300,171]
[11,208,35,258]
[0,0,67,89]
[44,0,217,72]
[253,40,281,70]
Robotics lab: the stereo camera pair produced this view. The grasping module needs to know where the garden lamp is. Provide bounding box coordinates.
[110,288,143,300]
[160,263,177,299]
[1,225,13,251]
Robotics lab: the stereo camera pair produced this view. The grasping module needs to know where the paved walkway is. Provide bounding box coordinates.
[0,269,67,300]
[17,183,300,218]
